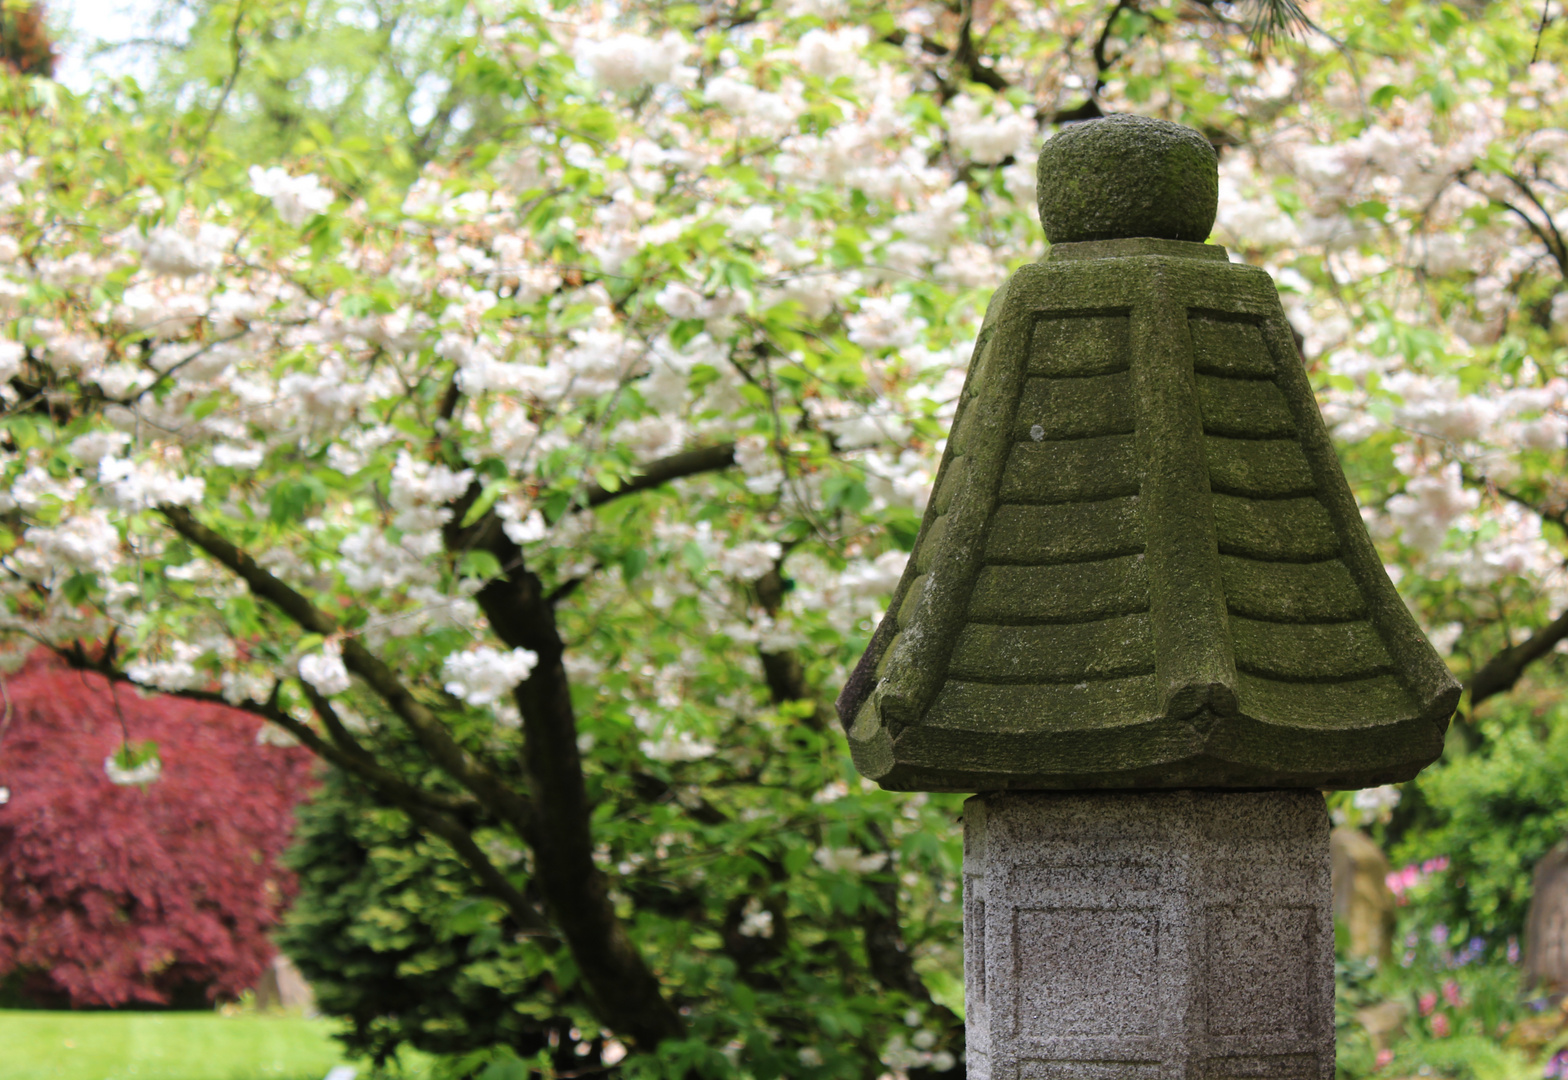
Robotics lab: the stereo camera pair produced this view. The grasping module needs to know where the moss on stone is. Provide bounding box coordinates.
[1036,116,1219,244]
[834,243,1458,792]
[835,120,1460,793]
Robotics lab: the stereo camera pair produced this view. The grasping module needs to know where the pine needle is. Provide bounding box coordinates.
[1247,0,1315,48]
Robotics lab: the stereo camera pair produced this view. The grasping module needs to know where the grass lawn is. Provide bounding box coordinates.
[0,1010,360,1080]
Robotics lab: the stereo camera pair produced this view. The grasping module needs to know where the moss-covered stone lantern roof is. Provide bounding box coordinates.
[835,115,1461,793]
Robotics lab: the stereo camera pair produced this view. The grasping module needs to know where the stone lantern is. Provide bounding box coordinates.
[836,116,1459,1080]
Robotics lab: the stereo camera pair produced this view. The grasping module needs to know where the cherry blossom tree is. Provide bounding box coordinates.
[4,0,1568,1073]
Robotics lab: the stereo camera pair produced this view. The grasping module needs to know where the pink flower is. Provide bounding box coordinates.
[1429,1012,1450,1038]
[1386,865,1421,896]
[1442,979,1462,1008]
[1385,856,1450,902]
[1419,991,1438,1017]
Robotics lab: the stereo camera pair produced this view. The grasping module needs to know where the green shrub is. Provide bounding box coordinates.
[1392,692,1568,945]
[276,769,584,1071]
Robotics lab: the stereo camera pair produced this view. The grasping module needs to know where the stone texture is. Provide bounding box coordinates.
[254,954,315,1013]
[836,125,1461,793]
[1329,827,1396,962]
[964,791,1333,1080]
[1036,116,1219,245]
[1524,840,1568,990]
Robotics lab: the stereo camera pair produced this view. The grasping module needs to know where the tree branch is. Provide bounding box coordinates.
[466,549,687,1046]
[296,682,555,940]
[753,565,831,731]
[745,572,948,1038]
[860,830,964,1080]
[52,639,480,821]
[1506,170,1568,279]
[437,374,463,424]
[62,621,558,948]
[441,467,704,1047]
[1443,469,1568,710]
[317,757,553,941]
[1462,170,1568,281]
[156,435,741,1049]
[1462,466,1568,537]
[881,24,1005,104]
[156,505,537,841]
[579,442,737,512]
[401,798,556,939]
[860,824,958,1021]
[1044,0,1138,125]
[185,0,248,173]
[157,507,336,634]
[292,678,482,821]
[1469,607,1568,708]
[951,0,1009,91]
[1092,0,1139,92]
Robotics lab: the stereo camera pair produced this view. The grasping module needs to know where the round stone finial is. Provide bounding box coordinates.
[1036,115,1219,245]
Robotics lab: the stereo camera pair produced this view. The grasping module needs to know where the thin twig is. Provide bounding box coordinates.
[185,1,249,176]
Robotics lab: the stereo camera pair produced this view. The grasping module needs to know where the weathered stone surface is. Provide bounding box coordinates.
[254,954,315,1013]
[836,119,1460,793]
[964,791,1333,1080]
[1329,827,1396,962]
[1524,840,1568,989]
[1036,115,1219,244]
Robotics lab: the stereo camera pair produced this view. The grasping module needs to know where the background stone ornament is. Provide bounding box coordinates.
[836,118,1461,794]
[837,115,1462,1080]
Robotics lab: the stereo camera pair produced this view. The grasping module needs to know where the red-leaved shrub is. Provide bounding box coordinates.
[0,650,315,1007]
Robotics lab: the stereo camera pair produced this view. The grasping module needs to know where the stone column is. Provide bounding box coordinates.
[963,792,1333,1080]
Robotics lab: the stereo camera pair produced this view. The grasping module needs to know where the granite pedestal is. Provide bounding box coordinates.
[963,791,1333,1080]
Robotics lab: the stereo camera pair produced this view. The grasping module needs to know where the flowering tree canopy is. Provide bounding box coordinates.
[4,0,1568,1073]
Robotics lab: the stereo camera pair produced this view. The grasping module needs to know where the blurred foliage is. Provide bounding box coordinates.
[0,651,313,1008]
[1334,915,1539,1080]
[276,766,574,1069]
[1,1,53,78]
[1390,689,1568,946]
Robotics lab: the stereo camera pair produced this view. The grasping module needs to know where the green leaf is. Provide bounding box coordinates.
[822,475,871,513]
[460,480,507,528]
[670,318,706,349]
[268,478,323,525]
[884,508,921,552]
[460,549,504,580]
[445,898,502,936]
[478,1056,530,1080]
[543,491,572,523]
[62,572,97,605]
[110,739,160,772]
